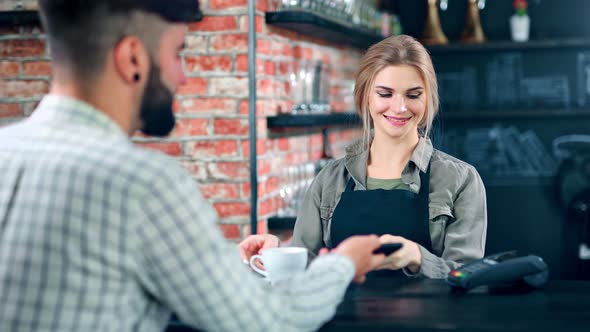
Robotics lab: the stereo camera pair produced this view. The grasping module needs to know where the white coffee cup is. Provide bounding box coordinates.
[249,247,308,284]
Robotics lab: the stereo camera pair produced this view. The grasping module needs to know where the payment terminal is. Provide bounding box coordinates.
[446,251,549,292]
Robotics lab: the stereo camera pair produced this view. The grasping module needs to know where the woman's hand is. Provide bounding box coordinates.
[377,234,422,273]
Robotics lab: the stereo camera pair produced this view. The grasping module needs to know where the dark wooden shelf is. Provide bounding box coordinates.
[0,10,39,26]
[427,38,590,54]
[267,113,361,130]
[265,11,383,49]
[481,177,555,187]
[441,109,590,120]
[268,109,590,129]
[268,216,296,231]
[0,10,203,27]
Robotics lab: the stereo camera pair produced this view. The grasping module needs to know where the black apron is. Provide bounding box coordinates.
[329,164,432,278]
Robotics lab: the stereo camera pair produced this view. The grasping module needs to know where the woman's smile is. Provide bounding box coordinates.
[383,114,412,127]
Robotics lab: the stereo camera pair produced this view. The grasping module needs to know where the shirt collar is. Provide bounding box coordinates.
[31,94,129,138]
[344,134,433,189]
[409,137,434,173]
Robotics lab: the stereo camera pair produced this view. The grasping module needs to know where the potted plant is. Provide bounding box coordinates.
[510,0,530,42]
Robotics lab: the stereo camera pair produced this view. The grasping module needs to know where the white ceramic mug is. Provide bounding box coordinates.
[249,247,308,283]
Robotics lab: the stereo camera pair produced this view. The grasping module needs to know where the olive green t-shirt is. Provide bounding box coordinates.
[366,177,411,191]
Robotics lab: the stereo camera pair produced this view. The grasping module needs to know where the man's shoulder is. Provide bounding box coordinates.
[101,142,186,180]
[1,123,186,187]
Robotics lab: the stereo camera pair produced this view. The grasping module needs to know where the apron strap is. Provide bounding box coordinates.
[418,163,431,197]
[344,176,356,192]
[418,162,433,252]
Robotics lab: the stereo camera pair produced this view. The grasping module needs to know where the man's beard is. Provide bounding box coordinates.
[139,64,176,137]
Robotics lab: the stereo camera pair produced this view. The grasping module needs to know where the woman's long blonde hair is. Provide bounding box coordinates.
[354,35,439,148]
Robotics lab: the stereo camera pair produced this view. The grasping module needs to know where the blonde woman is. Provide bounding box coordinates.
[290,35,487,279]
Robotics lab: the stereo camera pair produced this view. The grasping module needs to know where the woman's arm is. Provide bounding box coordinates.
[291,175,325,261]
[416,165,488,278]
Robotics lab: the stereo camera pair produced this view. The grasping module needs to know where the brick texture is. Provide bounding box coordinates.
[0,7,361,240]
[0,80,49,98]
[135,142,183,157]
[0,103,21,118]
[199,183,240,200]
[184,55,232,73]
[0,61,20,77]
[22,61,52,76]
[172,118,210,137]
[210,0,248,10]
[0,39,45,57]
[219,223,241,240]
[189,16,238,32]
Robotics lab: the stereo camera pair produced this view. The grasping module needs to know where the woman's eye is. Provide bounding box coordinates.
[377,92,392,98]
[407,93,421,99]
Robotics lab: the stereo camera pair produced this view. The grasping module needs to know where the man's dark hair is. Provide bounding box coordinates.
[38,0,198,80]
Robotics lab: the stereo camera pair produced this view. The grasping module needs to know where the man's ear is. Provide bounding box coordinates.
[112,36,150,85]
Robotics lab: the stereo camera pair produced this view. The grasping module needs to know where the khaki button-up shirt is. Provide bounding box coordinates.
[292,137,488,279]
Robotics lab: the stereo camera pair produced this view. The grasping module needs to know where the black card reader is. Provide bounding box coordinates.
[446,251,549,292]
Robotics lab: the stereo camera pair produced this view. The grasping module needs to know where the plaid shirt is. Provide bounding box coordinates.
[0,95,355,332]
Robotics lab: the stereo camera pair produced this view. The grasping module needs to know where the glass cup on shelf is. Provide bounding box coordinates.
[278,0,304,11]
[318,61,332,114]
[288,165,301,215]
[287,60,302,114]
[341,79,355,111]
[295,59,311,114]
[314,0,329,17]
[342,0,356,24]
[360,1,372,32]
[279,166,293,216]
[277,165,290,216]
[302,0,314,11]
[308,61,321,114]
[293,163,305,212]
[267,0,281,11]
[306,61,320,114]
[326,0,340,21]
[278,186,288,217]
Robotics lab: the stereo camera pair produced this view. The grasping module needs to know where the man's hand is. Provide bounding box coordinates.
[326,235,385,283]
[376,234,422,273]
[239,234,280,263]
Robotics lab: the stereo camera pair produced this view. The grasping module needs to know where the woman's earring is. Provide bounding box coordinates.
[133,73,140,82]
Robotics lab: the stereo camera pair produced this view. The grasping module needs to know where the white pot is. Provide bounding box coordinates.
[510,14,530,42]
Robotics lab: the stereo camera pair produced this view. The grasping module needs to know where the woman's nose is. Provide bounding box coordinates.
[391,94,408,113]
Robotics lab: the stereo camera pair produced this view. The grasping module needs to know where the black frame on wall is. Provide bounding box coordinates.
[0,10,39,26]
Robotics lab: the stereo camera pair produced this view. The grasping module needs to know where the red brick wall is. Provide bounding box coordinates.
[0,25,48,120]
[248,1,362,234]
[0,1,362,240]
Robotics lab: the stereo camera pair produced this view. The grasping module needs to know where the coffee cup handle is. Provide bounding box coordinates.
[249,255,267,277]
